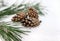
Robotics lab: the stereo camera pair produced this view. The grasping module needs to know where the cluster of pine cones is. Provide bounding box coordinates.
[11,7,41,27]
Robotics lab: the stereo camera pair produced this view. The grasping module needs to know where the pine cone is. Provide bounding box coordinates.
[11,12,26,22]
[11,8,42,27]
[27,7,38,19]
[21,17,41,27]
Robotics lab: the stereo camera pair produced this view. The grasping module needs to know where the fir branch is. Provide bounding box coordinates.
[0,22,30,41]
[0,3,25,18]
[0,2,45,18]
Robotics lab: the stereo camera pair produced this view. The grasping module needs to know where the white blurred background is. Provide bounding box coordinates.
[0,0,60,41]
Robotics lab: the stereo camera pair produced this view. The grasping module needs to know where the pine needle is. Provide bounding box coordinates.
[0,22,30,41]
[0,3,45,18]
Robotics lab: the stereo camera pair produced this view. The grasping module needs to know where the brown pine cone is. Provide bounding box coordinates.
[27,7,38,19]
[11,12,26,22]
[21,17,41,27]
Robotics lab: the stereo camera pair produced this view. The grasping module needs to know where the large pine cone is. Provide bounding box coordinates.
[21,17,41,27]
[27,7,38,19]
[12,12,26,22]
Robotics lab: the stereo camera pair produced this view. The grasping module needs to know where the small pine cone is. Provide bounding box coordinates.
[27,7,38,19]
[21,17,41,27]
[11,12,26,22]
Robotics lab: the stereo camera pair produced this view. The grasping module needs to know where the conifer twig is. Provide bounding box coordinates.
[0,22,30,41]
